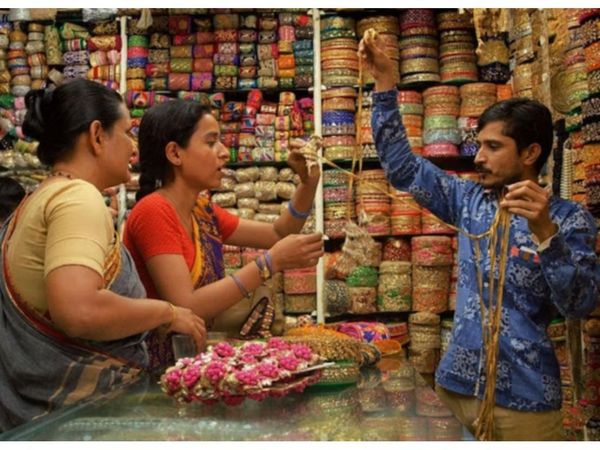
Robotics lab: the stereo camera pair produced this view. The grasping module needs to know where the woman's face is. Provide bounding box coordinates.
[103,103,135,187]
[179,113,230,191]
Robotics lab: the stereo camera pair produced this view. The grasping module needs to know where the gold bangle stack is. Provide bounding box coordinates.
[357,16,399,36]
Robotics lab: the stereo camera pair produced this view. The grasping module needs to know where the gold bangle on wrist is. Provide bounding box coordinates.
[160,302,176,333]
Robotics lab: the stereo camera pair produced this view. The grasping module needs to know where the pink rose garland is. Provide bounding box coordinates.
[160,338,322,405]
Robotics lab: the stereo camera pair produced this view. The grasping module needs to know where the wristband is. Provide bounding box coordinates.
[288,202,311,219]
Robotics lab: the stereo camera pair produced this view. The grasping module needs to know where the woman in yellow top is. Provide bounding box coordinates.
[0,79,206,432]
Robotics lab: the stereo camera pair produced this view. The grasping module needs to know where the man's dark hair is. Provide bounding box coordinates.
[478,98,554,173]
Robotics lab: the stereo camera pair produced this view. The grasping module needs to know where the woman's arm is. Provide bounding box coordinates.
[146,254,264,319]
[144,232,324,320]
[226,144,321,249]
[224,192,316,249]
[46,265,207,349]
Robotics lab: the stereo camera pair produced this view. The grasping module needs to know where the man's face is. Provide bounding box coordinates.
[474,120,526,190]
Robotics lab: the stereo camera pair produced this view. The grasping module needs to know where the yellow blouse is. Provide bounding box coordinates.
[5,179,114,314]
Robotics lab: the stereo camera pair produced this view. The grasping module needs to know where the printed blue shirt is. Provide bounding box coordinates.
[372,89,600,411]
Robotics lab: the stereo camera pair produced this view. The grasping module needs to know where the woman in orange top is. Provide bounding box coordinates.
[124,100,324,371]
[0,79,205,431]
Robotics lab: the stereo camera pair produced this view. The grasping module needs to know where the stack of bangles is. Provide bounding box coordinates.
[255,251,274,281]
[399,9,440,85]
[230,250,277,298]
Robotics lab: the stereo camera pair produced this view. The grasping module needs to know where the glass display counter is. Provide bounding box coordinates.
[1,358,474,441]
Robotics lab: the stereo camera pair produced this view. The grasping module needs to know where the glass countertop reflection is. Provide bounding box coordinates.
[2,357,474,441]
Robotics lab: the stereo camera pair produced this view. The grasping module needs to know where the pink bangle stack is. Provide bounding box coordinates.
[411,236,453,266]
[382,237,412,261]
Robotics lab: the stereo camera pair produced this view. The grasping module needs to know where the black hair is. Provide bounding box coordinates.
[0,177,26,222]
[136,100,212,201]
[477,98,554,173]
[22,78,125,166]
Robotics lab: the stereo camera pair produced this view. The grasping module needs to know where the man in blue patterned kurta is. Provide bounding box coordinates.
[359,34,599,440]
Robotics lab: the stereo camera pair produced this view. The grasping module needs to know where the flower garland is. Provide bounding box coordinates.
[160,338,323,405]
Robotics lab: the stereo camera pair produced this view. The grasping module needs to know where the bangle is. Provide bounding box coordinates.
[255,255,272,281]
[265,251,274,274]
[288,202,312,219]
[230,274,250,298]
[161,302,176,332]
